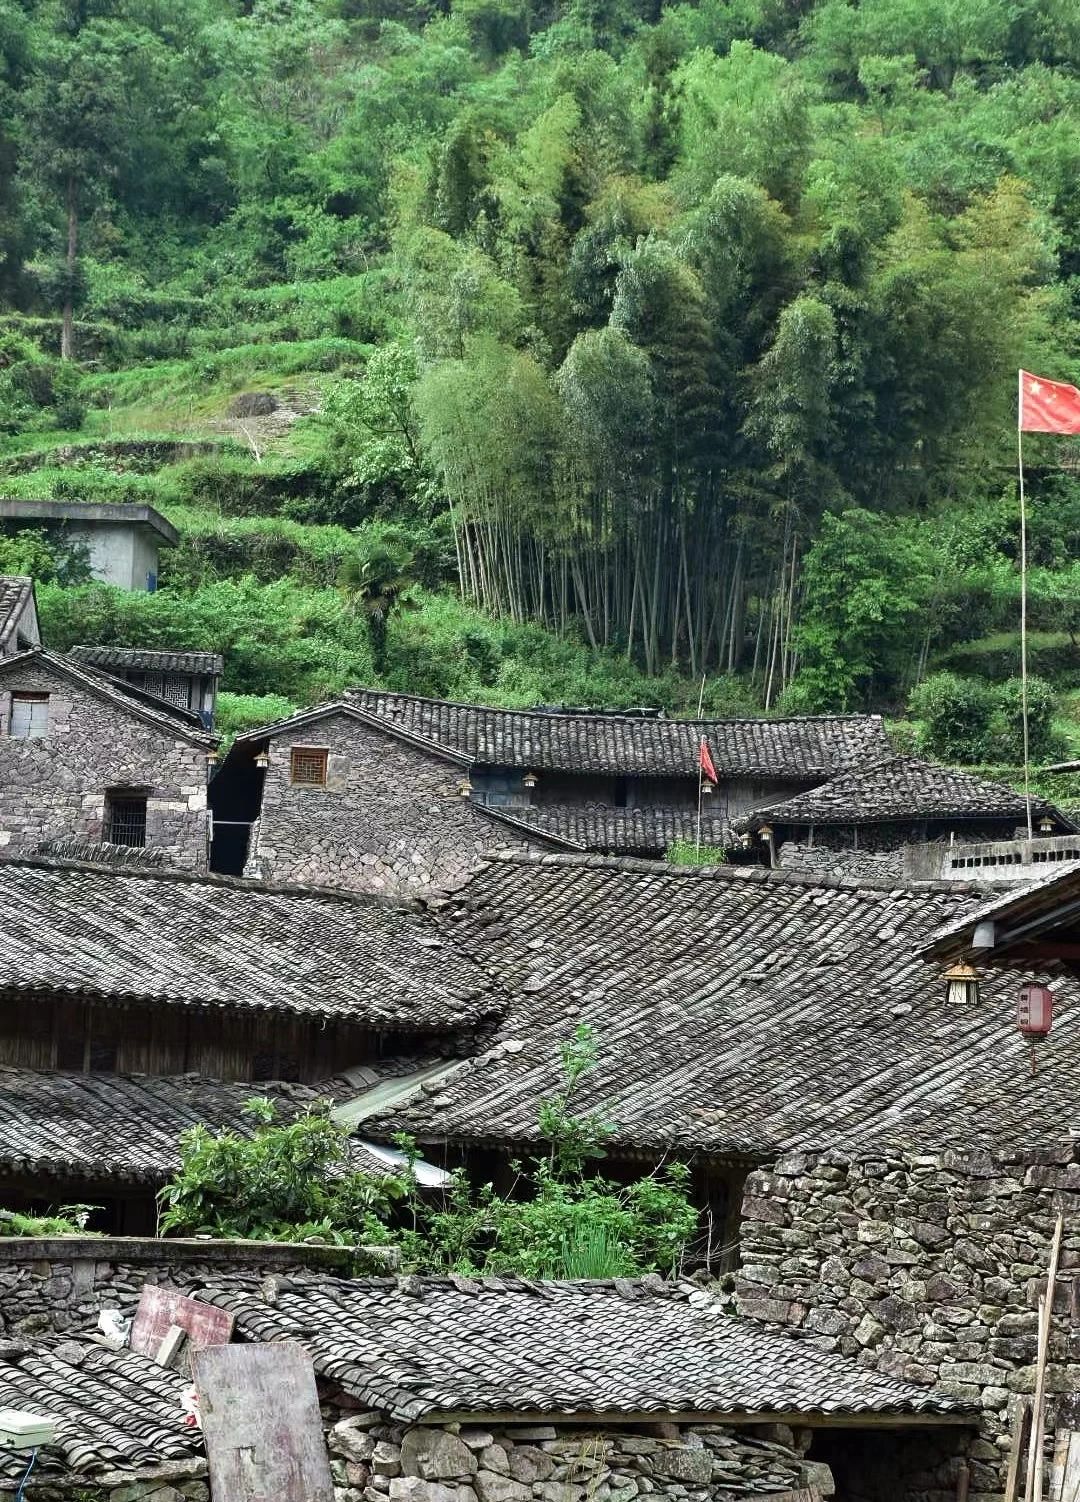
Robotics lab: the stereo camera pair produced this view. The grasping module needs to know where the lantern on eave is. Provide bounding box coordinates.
[943,961,979,1006]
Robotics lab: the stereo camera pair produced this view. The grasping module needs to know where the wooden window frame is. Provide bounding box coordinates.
[290,746,329,787]
[9,691,49,739]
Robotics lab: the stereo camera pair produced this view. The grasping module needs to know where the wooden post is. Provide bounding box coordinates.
[956,1460,971,1501]
[1026,1215,1065,1502]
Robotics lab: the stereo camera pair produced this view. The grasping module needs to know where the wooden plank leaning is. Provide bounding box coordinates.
[1025,1214,1065,1502]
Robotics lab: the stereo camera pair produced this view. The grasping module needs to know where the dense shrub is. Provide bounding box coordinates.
[910,671,1064,765]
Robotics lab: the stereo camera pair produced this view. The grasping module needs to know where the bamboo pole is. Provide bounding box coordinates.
[1025,1214,1064,1502]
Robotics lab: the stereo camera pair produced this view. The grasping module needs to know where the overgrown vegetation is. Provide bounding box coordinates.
[0,0,1077,759]
[0,1204,98,1236]
[158,1026,698,1277]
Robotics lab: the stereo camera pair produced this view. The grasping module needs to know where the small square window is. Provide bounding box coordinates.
[290,747,328,786]
[9,692,48,739]
[105,792,148,848]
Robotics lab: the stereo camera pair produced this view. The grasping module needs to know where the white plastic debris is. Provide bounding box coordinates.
[96,1309,131,1349]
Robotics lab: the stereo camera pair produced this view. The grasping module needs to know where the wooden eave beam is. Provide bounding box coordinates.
[417,1408,974,1429]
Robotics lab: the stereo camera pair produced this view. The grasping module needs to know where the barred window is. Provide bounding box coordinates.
[9,692,49,739]
[290,746,328,786]
[105,792,147,848]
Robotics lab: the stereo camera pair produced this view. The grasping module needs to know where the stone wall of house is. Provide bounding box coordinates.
[736,1143,1080,1501]
[245,712,540,895]
[322,1411,830,1502]
[0,661,209,869]
[0,1236,356,1337]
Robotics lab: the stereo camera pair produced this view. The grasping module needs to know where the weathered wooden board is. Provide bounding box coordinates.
[130,1285,234,1359]
[193,1341,335,1502]
[1049,1428,1080,1502]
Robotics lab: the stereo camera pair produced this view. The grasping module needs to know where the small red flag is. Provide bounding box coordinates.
[1020,369,1080,434]
[699,736,717,784]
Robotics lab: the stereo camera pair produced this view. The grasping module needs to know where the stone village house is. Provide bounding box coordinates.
[737,754,1078,880]
[0,1237,971,1502]
[353,852,1080,1501]
[211,691,891,892]
[0,647,215,868]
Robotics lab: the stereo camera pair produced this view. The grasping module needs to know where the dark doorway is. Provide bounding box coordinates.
[208,746,266,875]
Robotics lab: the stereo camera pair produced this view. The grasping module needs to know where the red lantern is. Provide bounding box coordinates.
[1018,984,1055,1039]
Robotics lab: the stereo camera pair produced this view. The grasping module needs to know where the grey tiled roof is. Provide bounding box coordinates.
[487,804,735,855]
[0,575,34,654]
[372,853,1080,1156]
[193,1274,968,1420]
[742,756,1070,829]
[0,1067,403,1186]
[69,644,225,676]
[0,1339,201,1485]
[0,856,503,1028]
[344,690,891,779]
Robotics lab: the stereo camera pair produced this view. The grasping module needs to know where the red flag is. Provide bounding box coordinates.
[698,736,717,784]
[1020,369,1080,434]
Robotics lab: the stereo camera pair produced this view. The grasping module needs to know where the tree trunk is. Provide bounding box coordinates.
[61,174,78,361]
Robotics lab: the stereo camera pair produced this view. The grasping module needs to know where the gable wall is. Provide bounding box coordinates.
[736,1145,1080,1500]
[0,660,209,868]
[247,713,537,894]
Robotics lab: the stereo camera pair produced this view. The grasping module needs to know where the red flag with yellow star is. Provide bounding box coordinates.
[1020,369,1080,433]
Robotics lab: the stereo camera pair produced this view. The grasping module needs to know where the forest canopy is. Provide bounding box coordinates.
[0,0,1078,738]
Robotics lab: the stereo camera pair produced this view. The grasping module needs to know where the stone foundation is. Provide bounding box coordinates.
[322,1413,830,1502]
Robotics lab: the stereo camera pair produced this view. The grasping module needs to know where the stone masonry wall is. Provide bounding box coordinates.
[322,1411,829,1502]
[0,1236,356,1337]
[736,1144,1080,1501]
[0,661,209,869]
[246,712,539,895]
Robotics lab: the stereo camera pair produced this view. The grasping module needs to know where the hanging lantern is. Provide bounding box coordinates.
[758,822,773,843]
[943,961,979,1006]
[1018,984,1054,1038]
[522,771,538,790]
[1018,983,1054,1074]
[1038,815,1055,835]
[701,781,713,796]
[254,750,270,768]
[458,780,473,798]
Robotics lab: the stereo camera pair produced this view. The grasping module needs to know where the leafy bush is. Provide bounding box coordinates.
[910,671,1064,765]
[158,1097,409,1246]
[0,527,92,585]
[158,1028,698,1278]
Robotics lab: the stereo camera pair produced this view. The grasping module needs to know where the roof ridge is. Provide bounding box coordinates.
[348,685,884,728]
[0,850,431,910]
[468,847,1006,895]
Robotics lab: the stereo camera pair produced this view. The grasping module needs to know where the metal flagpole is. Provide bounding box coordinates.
[1019,369,1034,844]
